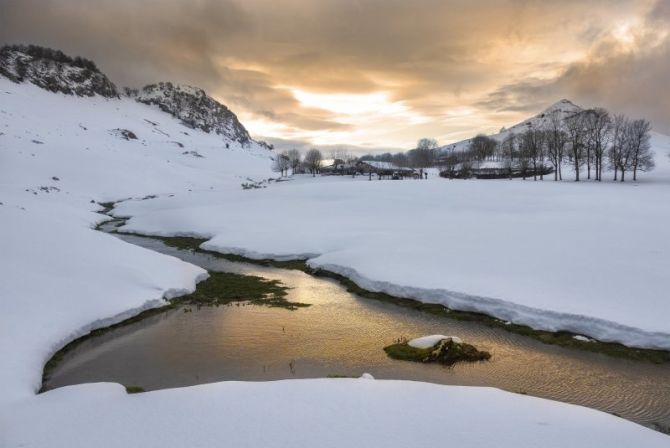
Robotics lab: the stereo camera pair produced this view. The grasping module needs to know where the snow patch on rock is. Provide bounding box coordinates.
[408,335,463,349]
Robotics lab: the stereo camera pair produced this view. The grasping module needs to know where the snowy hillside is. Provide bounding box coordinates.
[0,44,268,150]
[0,77,273,205]
[504,99,583,134]
[441,99,583,152]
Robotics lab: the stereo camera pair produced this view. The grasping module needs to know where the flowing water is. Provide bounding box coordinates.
[45,230,670,431]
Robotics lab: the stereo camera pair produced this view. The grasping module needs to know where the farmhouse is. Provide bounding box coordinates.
[356,160,417,178]
[321,159,358,175]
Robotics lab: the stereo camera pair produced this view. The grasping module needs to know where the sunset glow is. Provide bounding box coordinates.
[2,0,669,150]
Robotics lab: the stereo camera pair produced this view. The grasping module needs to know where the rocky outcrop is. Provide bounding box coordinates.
[133,82,252,145]
[0,44,118,98]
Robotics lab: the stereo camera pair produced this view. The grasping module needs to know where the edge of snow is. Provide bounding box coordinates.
[307,261,670,350]
[33,272,209,395]
[113,215,670,352]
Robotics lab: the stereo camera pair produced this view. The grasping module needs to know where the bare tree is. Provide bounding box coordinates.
[500,133,517,179]
[304,148,323,176]
[607,115,632,181]
[287,149,301,175]
[330,148,357,166]
[392,152,410,168]
[565,112,587,181]
[469,135,498,162]
[410,138,439,168]
[627,119,654,181]
[607,115,624,181]
[583,108,612,181]
[545,114,567,181]
[521,127,545,181]
[272,152,290,177]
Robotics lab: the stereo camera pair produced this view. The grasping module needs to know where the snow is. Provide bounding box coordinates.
[359,160,414,171]
[0,204,207,405]
[573,335,594,342]
[1,76,669,446]
[3,381,669,448]
[116,138,670,350]
[408,335,463,349]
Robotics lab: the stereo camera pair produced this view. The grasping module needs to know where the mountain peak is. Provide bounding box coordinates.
[542,99,582,115]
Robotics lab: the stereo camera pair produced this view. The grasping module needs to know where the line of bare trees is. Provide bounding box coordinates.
[273,148,323,177]
[271,108,655,183]
[441,109,655,182]
[360,138,440,168]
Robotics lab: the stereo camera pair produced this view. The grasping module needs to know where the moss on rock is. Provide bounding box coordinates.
[384,338,491,366]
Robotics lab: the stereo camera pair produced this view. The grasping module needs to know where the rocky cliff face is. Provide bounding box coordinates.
[0,45,118,98]
[133,82,252,145]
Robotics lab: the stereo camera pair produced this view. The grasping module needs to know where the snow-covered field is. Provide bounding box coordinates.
[1,77,669,446]
[117,137,670,350]
[4,380,669,448]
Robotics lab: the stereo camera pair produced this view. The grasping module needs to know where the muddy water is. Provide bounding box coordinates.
[45,232,670,430]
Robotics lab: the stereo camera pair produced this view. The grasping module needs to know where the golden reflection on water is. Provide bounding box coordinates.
[46,235,670,429]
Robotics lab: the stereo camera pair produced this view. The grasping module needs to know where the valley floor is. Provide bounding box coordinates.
[117,147,670,350]
[1,78,669,446]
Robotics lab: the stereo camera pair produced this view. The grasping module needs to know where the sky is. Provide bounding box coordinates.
[1,0,669,152]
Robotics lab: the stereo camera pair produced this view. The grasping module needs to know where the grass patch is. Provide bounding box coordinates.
[383,343,434,362]
[152,235,208,251]
[125,385,145,394]
[180,271,309,310]
[384,339,491,365]
[160,236,310,271]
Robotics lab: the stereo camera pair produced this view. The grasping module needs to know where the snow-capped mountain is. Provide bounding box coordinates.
[0,44,119,98]
[502,99,583,135]
[132,82,253,145]
[441,99,584,152]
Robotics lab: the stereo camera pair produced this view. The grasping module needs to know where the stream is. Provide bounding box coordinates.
[44,225,670,432]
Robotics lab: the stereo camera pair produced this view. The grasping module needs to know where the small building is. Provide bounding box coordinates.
[356,160,416,178]
[321,159,358,176]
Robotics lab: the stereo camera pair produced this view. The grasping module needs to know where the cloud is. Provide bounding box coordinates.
[1,0,667,147]
[475,1,670,133]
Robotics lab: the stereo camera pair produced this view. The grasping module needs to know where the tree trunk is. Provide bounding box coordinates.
[574,159,580,181]
[633,163,638,181]
[620,168,625,182]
